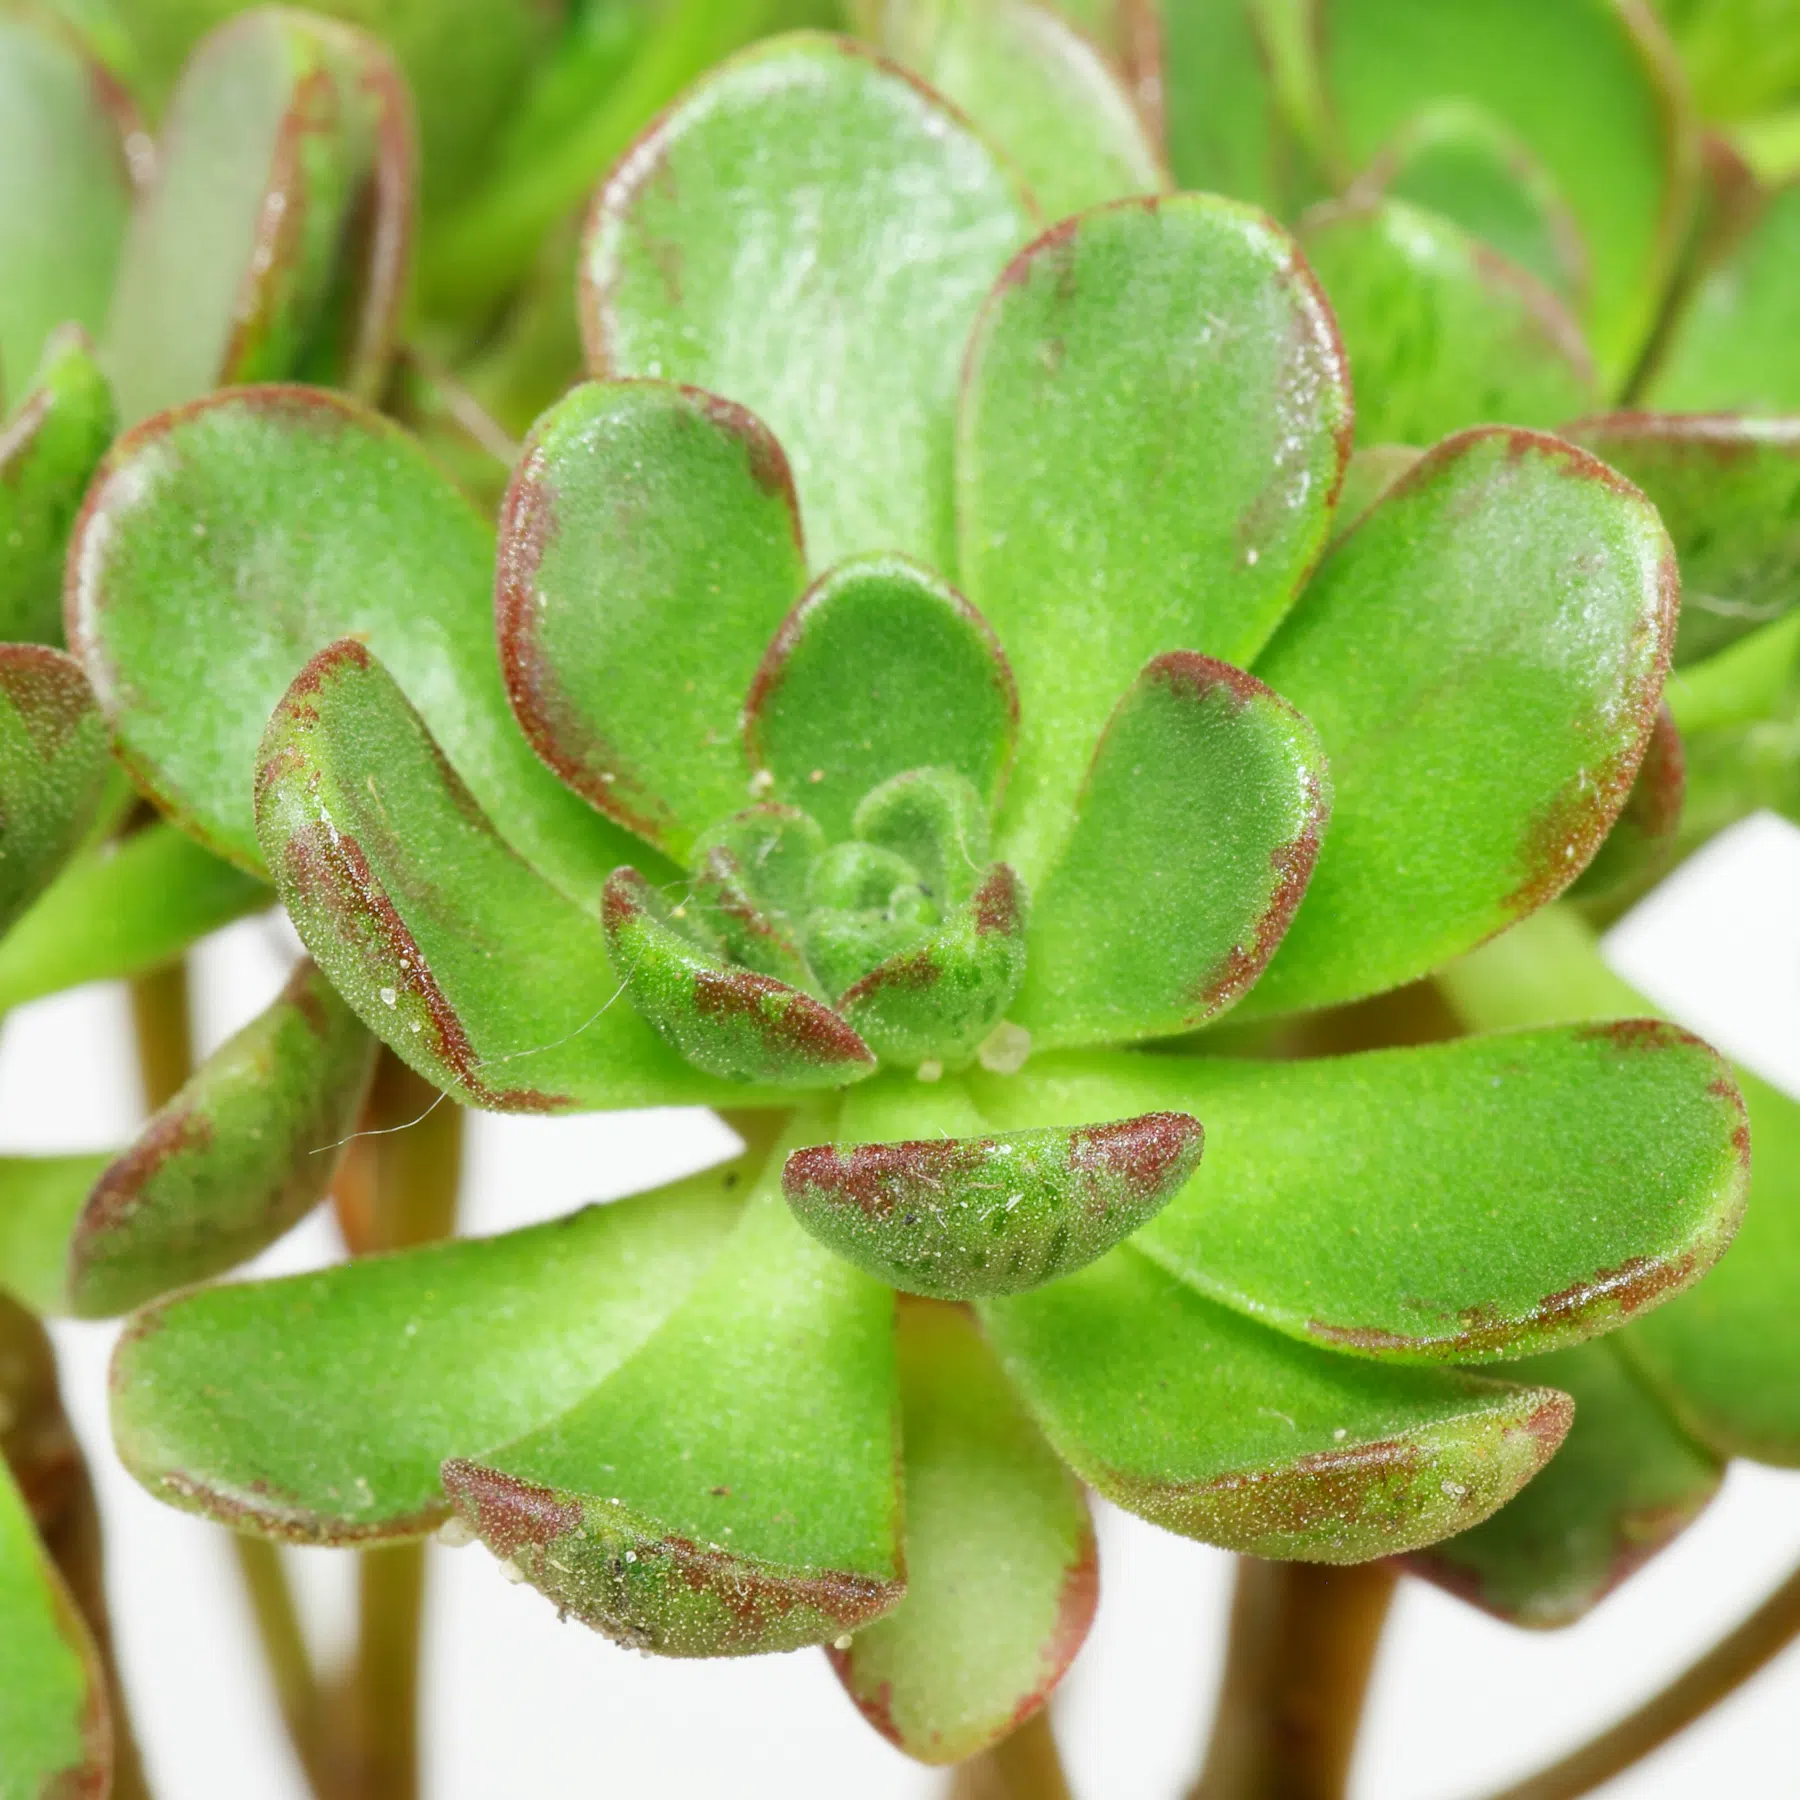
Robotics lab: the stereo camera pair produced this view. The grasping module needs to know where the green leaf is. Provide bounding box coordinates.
[829,1298,1094,1763]
[0,822,268,1015]
[70,386,633,905]
[1329,443,1421,545]
[0,1455,106,1798]
[103,8,413,426]
[982,1247,1571,1562]
[0,326,115,646]
[1246,427,1675,1016]
[496,379,806,860]
[1564,702,1684,904]
[745,555,1017,843]
[1312,0,1693,384]
[1651,181,1800,412]
[867,0,1167,219]
[581,32,1036,572]
[1013,653,1330,1048]
[1406,1340,1720,1628]
[601,867,876,1089]
[68,958,377,1318]
[443,1122,905,1656]
[1563,414,1800,665]
[973,1029,1747,1362]
[1296,197,1596,447]
[1162,0,1290,209]
[0,646,110,939]
[0,1154,111,1314]
[109,1155,753,1542]
[0,7,134,392]
[1657,0,1800,119]
[956,193,1351,883]
[257,639,757,1114]
[1623,1067,1800,1464]
[788,1082,1202,1296]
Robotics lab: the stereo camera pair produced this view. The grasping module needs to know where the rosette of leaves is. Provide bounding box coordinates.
[19,28,1754,1778]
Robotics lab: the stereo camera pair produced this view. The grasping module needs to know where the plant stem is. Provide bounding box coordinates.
[946,1710,1075,1800]
[128,959,192,1112]
[1478,1557,1800,1800]
[1189,1558,1397,1800]
[232,1536,330,1797]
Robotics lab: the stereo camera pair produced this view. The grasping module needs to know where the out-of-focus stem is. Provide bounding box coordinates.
[232,1535,329,1796]
[128,959,192,1112]
[946,1710,1075,1800]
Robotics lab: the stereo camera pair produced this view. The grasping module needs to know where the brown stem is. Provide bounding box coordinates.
[1190,1558,1397,1800]
[128,960,193,1113]
[1477,1557,1800,1800]
[232,1535,330,1797]
[946,1710,1075,1800]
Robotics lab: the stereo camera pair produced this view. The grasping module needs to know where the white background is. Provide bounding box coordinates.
[14,812,1800,1798]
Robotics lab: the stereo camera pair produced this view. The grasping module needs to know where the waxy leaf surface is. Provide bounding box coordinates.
[0,647,110,939]
[1247,428,1675,1015]
[1015,653,1329,1047]
[746,555,1017,842]
[983,1248,1570,1562]
[497,380,807,859]
[0,1154,111,1315]
[110,1159,751,1541]
[1563,414,1800,665]
[1297,198,1595,446]
[1408,1340,1720,1628]
[71,386,634,904]
[582,33,1035,572]
[0,327,115,646]
[105,9,413,425]
[972,1031,1746,1363]
[70,958,377,1317]
[830,1300,1094,1762]
[445,1133,904,1657]
[257,640,751,1114]
[0,1455,106,1798]
[956,195,1350,882]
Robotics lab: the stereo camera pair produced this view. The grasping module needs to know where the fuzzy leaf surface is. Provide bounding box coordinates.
[983,1247,1570,1562]
[1246,428,1675,1015]
[582,32,1035,572]
[0,1154,111,1315]
[109,1158,751,1542]
[1407,1340,1720,1628]
[1014,653,1329,1047]
[957,194,1350,883]
[497,380,807,859]
[257,640,756,1113]
[971,1030,1747,1363]
[829,1299,1094,1762]
[71,386,634,904]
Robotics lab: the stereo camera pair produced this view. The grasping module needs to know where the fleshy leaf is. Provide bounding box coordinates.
[983,1247,1570,1562]
[1329,443,1422,545]
[69,959,377,1318]
[0,326,115,646]
[581,32,1036,571]
[601,867,876,1089]
[829,1299,1094,1762]
[0,822,268,1015]
[1161,0,1291,209]
[1406,1340,1720,1628]
[104,8,413,425]
[1622,1067,1800,1464]
[867,0,1167,218]
[257,639,758,1114]
[109,1156,753,1542]
[0,7,135,391]
[1312,0,1692,384]
[1296,197,1595,446]
[745,555,1017,842]
[970,1031,1747,1363]
[0,1455,107,1797]
[0,646,110,938]
[443,1128,905,1657]
[956,194,1351,882]
[689,804,826,988]
[0,1154,111,1315]
[496,379,807,860]
[1563,414,1800,665]
[1565,703,1684,903]
[786,1094,1201,1297]
[70,385,633,904]
[1246,427,1675,1016]
[1013,653,1330,1048]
